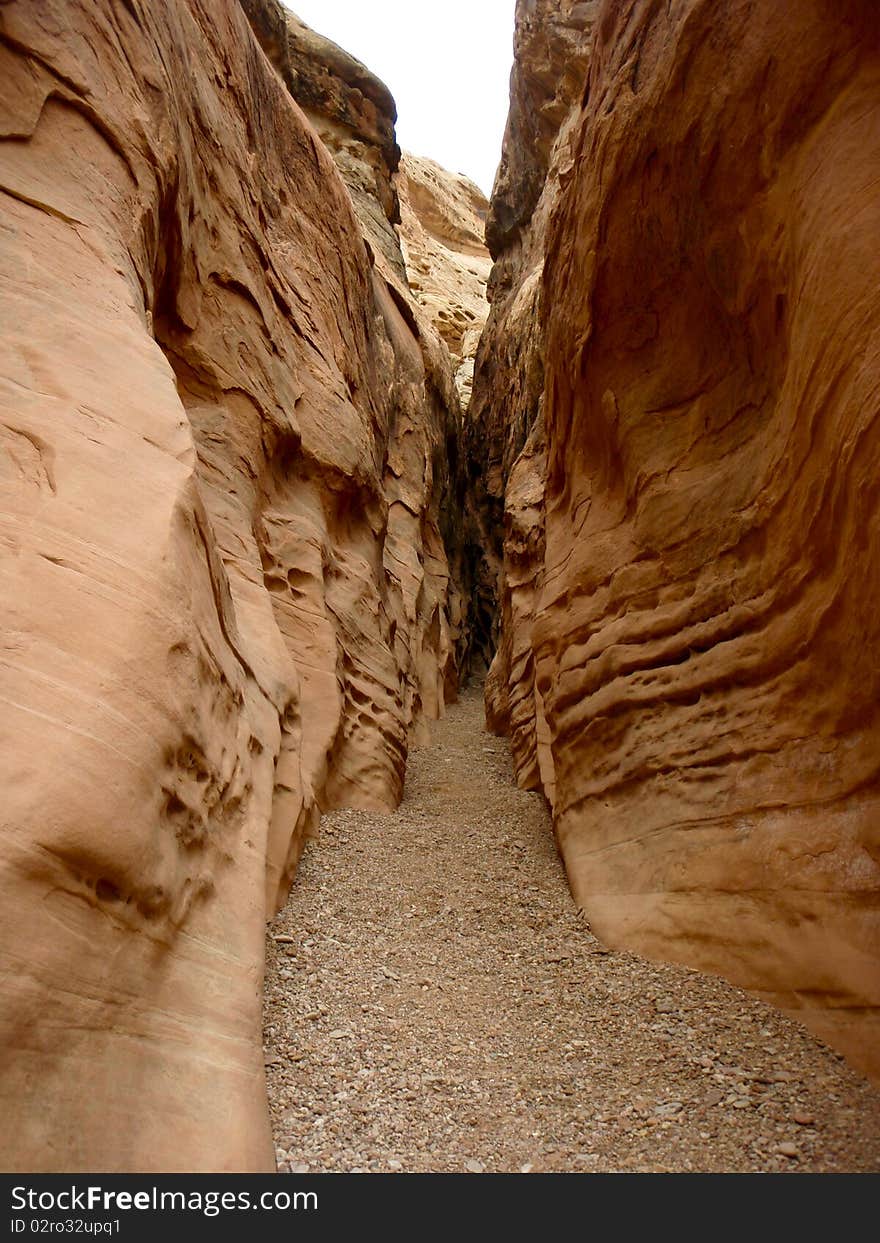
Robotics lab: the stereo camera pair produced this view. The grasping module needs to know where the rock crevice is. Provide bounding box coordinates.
[2,0,879,1179]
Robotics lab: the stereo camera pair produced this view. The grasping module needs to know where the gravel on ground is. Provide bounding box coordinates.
[263,686,880,1173]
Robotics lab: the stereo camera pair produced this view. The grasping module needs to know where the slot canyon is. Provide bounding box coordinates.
[0,0,878,1174]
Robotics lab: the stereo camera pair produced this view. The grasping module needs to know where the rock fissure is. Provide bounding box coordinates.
[0,0,878,1175]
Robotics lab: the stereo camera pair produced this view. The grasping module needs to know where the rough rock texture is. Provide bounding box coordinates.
[270,14,472,685]
[284,10,405,281]
[240,0,294,87]
[473,0,880,1080]
[486,0,598,262]
[398,153,490,406]
[0,0,463,1171]
[465,1,597,670]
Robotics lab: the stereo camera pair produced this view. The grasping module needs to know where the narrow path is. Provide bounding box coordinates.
[264,687,880,1172]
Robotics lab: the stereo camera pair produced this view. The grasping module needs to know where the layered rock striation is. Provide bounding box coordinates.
[469,0,596,730]
[398,153,490,406]
[473,0,880,1078]
[0,0,465,1170]
[466,1,597,672]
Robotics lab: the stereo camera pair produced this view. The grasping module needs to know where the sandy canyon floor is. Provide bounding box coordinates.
[263,687,880,1173]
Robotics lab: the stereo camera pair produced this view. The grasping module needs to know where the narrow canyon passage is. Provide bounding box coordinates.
[263,689,880,1174]
[3,0,880,1178]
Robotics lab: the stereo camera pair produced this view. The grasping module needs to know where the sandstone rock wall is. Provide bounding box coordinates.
[475,0,880,1078]
[398,153,490,407]
[0,0,463,1170]
[283,9,406,280]
[269,11,474,689]
[469,0,596,708]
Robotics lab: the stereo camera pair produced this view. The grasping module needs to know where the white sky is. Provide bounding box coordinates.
[283,1,515,196]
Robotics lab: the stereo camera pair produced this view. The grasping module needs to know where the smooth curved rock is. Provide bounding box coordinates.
[0,0,462,1170]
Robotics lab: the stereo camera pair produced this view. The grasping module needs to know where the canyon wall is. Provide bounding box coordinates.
[398,153,490,407]
[466,0,597,673]
[473,0,880,1078]
[0,0,464,1170]
[281,7,406,280]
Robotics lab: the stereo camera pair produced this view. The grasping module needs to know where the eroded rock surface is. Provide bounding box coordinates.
[398,153,490,406]
[284,9,405,280]
[465,1,597,672]
[0,0,464,1170]
[472,0,880,1079]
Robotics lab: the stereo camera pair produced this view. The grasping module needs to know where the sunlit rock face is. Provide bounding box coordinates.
[473,0,880,1079]
[0,0,465,1170]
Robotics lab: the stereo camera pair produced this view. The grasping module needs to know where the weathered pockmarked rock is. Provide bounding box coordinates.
[0,0,464,1170]
[268,11,473,690]
[398,153,490,406]
[473,0,880,1079]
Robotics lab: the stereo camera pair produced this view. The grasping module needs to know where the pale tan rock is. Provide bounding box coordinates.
[473,0,880,1080]
[0,0,463,1170]
[398,153,490,405]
